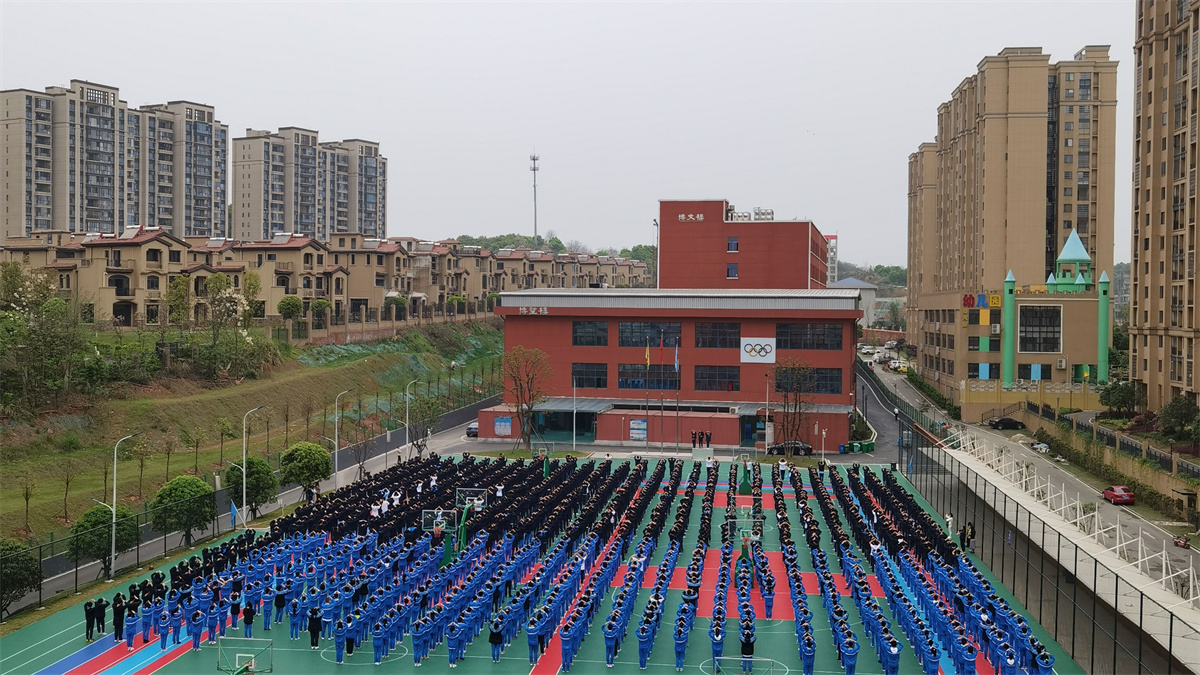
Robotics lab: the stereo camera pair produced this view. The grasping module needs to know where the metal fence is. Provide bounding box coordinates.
[1179,458,1200,480]
[1118,436,1143,459]
[904,435,1198,674]
[1095,426,1117,448]
[1146,445,1175,472]
[1,393,501,619]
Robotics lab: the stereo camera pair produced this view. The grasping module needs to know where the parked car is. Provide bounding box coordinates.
[1102,485,1135,505]
[987,417,1025,430]
[874,353,890,364]
[466,421,479,438]
[884,340,898,349]
[767,440,813,456]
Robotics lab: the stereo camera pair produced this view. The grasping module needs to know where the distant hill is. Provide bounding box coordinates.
[838,262,907,297]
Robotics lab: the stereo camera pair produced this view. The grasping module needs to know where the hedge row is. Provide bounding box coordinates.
[1032,427,1186,520]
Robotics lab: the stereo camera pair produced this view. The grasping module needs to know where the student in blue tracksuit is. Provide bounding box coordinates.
[205,605,220,645]
[288,598,302,640]
[674,625,688,671]
[157,612,170,650]
[372,622,385,665]
[262,584,275,631]
[189,610,204,652]
[839,636,859,675]
[800,634,816,675]
[603,619,620,667]
[447,620,466,668]
[636,623,654,670]
[526,616,541,664]
[170,607,183,645]
[710,623,725,672]
[123,609,138,651]
[140,602,153,643]
[334,620,347,664]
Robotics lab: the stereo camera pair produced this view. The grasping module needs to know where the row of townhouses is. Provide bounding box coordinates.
[0,228,651,329]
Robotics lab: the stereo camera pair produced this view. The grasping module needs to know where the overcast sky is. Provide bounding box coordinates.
[2,1,1132,266]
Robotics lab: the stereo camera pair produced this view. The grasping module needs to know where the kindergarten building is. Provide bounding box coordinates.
[476,288,861,451]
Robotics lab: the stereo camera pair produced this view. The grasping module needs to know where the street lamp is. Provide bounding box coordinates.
[333,390,353,490]
[108,433,139,581]
[404,379,420,460]
[241,405,265,528]
[821,428,827,455]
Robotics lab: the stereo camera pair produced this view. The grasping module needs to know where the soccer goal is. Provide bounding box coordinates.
[216,637,273,674]
[711,656,777,674]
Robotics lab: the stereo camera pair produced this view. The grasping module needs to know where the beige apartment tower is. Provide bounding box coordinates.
[1128,0,1200,409]
[231,128,387,243]
[907,46,1118,403]
[0,80,228,243]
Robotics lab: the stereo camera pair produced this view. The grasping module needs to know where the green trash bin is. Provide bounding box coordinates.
[853,442,861,453]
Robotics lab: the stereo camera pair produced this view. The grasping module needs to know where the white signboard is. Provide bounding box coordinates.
[740,338,776,364]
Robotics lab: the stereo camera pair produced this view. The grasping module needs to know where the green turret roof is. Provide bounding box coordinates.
[1056,229,1091,263]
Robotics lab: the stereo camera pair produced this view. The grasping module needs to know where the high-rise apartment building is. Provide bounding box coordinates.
[907,47,1118,402]
[1130,0,1200,409]
[231,128,386,243]
[0,80,228,243]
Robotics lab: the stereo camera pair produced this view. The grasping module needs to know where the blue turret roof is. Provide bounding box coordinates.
[1057,229,1091,263]
[1046,273,1056,284]
[1005,270,1015,282]
[1099,270,1110,283]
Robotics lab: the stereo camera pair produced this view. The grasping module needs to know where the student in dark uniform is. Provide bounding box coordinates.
[83,601,96,643]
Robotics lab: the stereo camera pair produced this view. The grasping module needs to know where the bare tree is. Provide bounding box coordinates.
[501,345,553,451]
[18,469,36,533]
[283,401,291,447]
[774,357,816,459]
[180,427,207,475]
[301,397,315,440]
[53,457,83,522]
[159,436,179,482]
[130,440,153,501]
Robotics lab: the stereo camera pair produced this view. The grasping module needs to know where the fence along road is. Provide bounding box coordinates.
[5,396,498,618]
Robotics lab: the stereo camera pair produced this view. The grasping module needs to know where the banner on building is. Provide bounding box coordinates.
[740,338,777,364]
[630,419,647,442]
[494,416,512,437]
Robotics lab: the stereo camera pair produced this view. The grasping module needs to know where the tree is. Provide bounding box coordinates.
[311,299,331,329]
[0,539,41,620]
[149,476,215,547]
[17,469,35,534]
[204,273,241,345]
[501,345,552,451]
[53,456,83,522]
[224,457,279,520]
[1159,394,1199,438]
[215,417,236,465]
[546,237,566,254]
[159,435,179,482]
[277,295,303,321]
[1099,380,1142,416]
[773,358,815,459]
[129,440,153,501]
[67,504,138,579]
[280,441,332,493]
[179,427,207,475]
[166,273,192,329]
[407,396,445,453]
[240,271,262,328]
[300,397,315,440]
[884,301,903,329]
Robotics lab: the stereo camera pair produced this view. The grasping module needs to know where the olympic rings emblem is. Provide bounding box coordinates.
[743,343,774,357]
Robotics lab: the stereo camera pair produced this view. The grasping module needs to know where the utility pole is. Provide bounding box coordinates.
[530,153,540,242]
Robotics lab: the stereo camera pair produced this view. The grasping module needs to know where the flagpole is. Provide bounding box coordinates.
[572,375,577,454]
[660,329,664,452]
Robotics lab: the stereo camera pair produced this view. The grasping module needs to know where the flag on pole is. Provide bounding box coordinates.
[645,338,650,366]
[230,502,238,528]
[674,343,680,373]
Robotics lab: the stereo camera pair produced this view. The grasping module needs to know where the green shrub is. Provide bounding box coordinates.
[905,369,961,420]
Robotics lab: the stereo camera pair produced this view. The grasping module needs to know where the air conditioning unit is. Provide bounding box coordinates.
[935,347,941,355]
[729,407,739,415]
[935,322,941,331]
[991,324,1001,334]
[1056,358,1067,370]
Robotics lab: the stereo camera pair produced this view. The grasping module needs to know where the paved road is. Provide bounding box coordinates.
[868,363,1200,575]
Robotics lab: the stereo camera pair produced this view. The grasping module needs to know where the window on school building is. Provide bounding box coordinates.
[1018,305,1062,353]
[617,364,680,390]
[572,321,608,346]
[1017,363,1054,380]
[726,263,738,279]
[967,309,979,325]
[776,323,842,350]
[727,237,739,252]
[774,367,842,395]
[967,363,1003,379]
[694,365,740,392]
[694,322,740,348]
[571,363,608,388]
[618,322,682,348]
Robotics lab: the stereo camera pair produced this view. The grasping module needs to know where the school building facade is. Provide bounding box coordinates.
[477,288,861,451]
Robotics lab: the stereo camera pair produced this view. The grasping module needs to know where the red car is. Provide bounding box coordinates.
[1102,485,1135,505]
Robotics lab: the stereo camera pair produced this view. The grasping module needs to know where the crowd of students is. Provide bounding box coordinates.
[74,449,1059,675]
